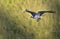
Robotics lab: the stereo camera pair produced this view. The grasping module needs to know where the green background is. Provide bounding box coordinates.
[0,0,60,39]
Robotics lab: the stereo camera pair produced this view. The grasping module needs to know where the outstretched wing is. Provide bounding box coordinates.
[38,11,55,16]
[25,9,36,16]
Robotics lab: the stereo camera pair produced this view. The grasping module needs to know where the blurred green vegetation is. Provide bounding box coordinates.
[0,0,60,39]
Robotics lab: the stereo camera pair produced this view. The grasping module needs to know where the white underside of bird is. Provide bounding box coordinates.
[34,15,40,19]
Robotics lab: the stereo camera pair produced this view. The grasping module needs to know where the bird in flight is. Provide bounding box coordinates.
[25,9,55,22]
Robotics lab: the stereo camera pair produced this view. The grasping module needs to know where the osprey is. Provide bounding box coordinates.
[25,9,55,22]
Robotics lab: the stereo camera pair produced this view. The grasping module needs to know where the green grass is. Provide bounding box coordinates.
[0,0,59,39]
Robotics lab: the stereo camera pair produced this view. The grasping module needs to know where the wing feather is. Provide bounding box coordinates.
[26,9,36,16]
[38,11,55,16]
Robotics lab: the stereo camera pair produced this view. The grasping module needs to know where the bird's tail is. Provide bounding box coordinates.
[37,18,41,22]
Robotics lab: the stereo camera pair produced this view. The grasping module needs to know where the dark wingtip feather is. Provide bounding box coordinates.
[49,11,56,13]
[25,9,28,12]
